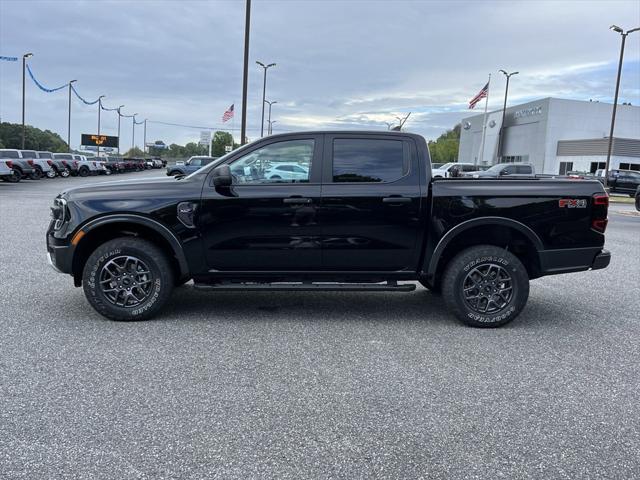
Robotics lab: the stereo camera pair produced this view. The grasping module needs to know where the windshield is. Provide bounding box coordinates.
[436,163,456,171]
[485,163,507,173]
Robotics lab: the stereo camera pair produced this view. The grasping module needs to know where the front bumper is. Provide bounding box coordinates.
[47,232,74,275]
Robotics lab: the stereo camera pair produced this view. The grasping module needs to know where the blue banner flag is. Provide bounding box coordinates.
[26,64,67,92]
[70,84,100,105]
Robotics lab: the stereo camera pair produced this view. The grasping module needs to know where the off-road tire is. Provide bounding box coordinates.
[4,168,21,183]
[30,166,43,180]
[79,166,90,177]
[82,237,174,321]
[168,170,182,176]
[442,245,529,328]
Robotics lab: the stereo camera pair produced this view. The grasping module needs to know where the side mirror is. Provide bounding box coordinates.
[212,164,232,187]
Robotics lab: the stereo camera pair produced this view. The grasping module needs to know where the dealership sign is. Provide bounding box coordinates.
[514,106,543,119]
[81,134,119,148]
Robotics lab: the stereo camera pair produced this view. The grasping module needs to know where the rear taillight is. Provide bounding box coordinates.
[93,162,97,167]
[61,160,68,166]
[74,161,78,167]
[47,160,53,166]
[27,160,34,166]
[591,193,609,233]
[6,161,13,168]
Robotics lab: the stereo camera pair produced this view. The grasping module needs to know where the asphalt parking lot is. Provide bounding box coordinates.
[1,171,639,479]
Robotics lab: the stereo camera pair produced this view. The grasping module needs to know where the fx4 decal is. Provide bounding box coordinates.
[559,199,587,208]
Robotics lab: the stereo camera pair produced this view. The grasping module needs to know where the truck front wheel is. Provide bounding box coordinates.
[442,245,529,328]
[82,237,174,321]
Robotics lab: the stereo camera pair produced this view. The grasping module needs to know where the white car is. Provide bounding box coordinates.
[264,163,309,181]
[73,154,101,176]
[431,162,478,178]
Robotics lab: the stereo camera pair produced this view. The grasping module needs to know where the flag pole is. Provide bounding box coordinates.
[477,74,491,165]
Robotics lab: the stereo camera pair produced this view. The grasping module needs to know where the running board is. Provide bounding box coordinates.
[193,281,416,292]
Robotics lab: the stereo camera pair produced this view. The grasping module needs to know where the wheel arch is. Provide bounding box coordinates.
[71,214,190,287]
[423,217,544,288]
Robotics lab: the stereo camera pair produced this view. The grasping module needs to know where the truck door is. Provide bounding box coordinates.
[319,134,423,271]
[198,135,323,271]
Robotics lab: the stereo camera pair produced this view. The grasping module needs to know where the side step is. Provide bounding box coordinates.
[193,281,416,292]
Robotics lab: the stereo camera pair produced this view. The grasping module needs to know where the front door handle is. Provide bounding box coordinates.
[382,196,412,204]
[283,197,312,204]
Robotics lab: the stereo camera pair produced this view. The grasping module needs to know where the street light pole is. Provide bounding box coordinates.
[97,95,105,157]
[116,105,124,155]
[132,114,138,151]
[604,25,640,187]
[497,69,519,162]
[265,100,277,135]
[256,61,276,137]
[21,52,33,149]
[269,120,277,135]
[240,0,251,145]
[143,119,147,155]
[67,79,77,152]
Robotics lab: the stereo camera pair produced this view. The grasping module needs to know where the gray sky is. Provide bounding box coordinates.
[1,0,639,150]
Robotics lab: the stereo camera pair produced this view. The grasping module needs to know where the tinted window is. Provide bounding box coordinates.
[503,165,517,174]
[21,150,37,158]
[333,139,405,183]
[516,165,531,174]
[230,139,314,184]
[189,158,202,167]
[0,150,20,159]
[461,165,477,172]
[37,152,52,159]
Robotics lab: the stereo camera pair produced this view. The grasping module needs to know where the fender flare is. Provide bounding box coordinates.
[77,214,190,278]
[425,216,544,279]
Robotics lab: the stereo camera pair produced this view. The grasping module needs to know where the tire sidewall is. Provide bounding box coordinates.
[445,247,529,328]
[83,240,173,321]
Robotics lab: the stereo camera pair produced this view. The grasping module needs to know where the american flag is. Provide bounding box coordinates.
[469,82,489,109]
[222,104,234,122]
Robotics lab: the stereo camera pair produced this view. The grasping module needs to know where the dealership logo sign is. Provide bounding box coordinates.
[515,106,543,119]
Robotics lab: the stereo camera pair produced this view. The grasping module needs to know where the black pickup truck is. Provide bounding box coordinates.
[47,131,610,327]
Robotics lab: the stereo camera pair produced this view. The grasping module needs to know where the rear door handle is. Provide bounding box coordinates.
[382,196,412,204]
[283,197,312,204]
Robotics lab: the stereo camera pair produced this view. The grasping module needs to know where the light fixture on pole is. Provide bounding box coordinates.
[116,105,125,155]
[21,52,33,149]
[268,120,277,135]
[132,114,138,151]
[497,70,519,161]
[97,95,106,157]
[265,100,277,135]
[604,24,640,187]
[67,79,77,152]
[256,61,276,137]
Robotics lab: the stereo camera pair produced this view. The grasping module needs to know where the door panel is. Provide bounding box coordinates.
[199,135,322,271]
[319,134,423,271]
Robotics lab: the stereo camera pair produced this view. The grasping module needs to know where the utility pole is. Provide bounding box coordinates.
[67,79,77,152]
[604,25,639,187]
[21,52,33,149]
[143,119,147,155]
[497,70,518,162]
[132,113,138,151]
[257,61,276,137]
[240,0,251,145]
[116,105,125,155]
[97,95,105,157]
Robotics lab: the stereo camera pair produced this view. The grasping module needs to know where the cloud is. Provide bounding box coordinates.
[0,0,638,147]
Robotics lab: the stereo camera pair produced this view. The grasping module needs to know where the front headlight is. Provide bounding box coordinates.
[50,197,69,230]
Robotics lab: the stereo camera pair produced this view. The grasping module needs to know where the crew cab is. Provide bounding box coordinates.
[166,156,217,176]
[0,149,36,180]
[37,151,70,177]
[47,131,610,327]
[19,150,55,178]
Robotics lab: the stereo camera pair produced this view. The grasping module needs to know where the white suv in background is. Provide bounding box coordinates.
[431,162,478,178]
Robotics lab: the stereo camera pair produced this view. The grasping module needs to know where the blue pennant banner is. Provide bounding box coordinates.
[0,56,18,62]
[26,64,67,92]
[70,84,100,105]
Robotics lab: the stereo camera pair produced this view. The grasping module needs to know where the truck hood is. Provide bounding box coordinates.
[60,175,183,199]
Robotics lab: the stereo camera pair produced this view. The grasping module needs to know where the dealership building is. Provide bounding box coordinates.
[458,97,640,174]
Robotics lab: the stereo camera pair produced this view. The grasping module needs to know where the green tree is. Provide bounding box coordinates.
[211,131,234,156]
[0,122,68,152]
[428,124,461,164]
[123,147,145,157]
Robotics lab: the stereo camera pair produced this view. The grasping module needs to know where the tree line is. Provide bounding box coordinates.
[427,124,461,164]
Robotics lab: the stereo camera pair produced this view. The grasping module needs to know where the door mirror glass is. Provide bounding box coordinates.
[212,165,232,187]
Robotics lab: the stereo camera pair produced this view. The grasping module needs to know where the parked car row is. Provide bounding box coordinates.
[0,149,166,183]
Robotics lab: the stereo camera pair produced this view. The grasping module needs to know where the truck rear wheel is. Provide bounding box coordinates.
[442,245,529,328]
[82,237,174,321]
[79,166,90,177]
